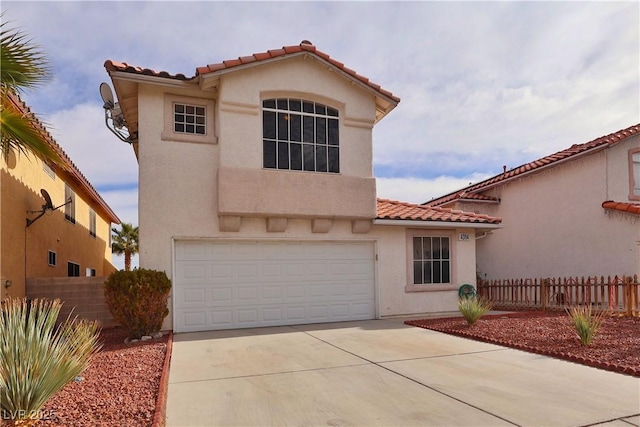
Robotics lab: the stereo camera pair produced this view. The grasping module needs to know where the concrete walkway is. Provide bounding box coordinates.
[166,319,640,427]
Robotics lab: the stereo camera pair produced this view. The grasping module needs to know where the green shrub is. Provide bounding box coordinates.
[566,306,608,346]
[104,268,171,339]
[458,296,492,325]
[0,298,101,426]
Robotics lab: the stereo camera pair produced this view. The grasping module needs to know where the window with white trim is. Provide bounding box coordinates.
[67,262,80,277]
[48,250,57,267]
[64,184,75,224]
[174,103,206,135]
[86,268,96,277]
[43,162,55,179]
[89,208,96,238]
[630,148,640,200]
[412,236,451,284]
[262,98,339,173]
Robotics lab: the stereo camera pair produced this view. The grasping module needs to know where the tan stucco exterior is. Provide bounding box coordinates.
[453,136,640,280]
[107,45,497,330]
[1,96,119,300]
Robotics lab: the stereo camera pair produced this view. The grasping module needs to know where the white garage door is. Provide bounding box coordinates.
[174,240,375,332]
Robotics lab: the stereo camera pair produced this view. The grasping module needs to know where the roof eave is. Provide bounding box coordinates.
[373,219,503,229]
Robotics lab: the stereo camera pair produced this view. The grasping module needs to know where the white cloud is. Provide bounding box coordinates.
[376,174,493,205]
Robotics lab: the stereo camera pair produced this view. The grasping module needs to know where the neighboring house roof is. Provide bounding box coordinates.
[425,123,640,207]
[376,198,502,224]
[602,201,640,216]
[8,92,120,224]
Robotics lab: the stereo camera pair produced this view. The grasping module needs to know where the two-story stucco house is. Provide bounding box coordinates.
[104,41,502,333]
[1,92,120,301]
[426,124,640,281]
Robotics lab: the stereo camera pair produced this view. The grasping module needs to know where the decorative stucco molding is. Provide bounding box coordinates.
[219,215,242,232]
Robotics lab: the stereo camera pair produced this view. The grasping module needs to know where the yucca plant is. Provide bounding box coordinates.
[0,298,102,426]
[566,305,608,346]
[458,296,492,325]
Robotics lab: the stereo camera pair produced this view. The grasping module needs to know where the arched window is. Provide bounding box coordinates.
[262,98,339,173]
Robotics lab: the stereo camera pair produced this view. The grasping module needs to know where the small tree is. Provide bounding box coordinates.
[111,222,139,271]
[0,299,101,426]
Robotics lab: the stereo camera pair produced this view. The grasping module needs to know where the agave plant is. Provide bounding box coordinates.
[566,305,608,346]
[458,296,492,325]
[0,298,102,426]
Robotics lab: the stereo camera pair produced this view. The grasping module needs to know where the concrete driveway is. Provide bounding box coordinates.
[166,320,640,427]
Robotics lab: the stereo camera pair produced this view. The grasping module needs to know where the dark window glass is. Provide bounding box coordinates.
[328,119,339,146]
[328,147,339,173]
[195,107,205,116]
[175,123,184,132]
[175,104,184,113]
[186,105,195,114]
[423,261,432,284]
[442,261,450,283]
[302,101,314,113]
[278,113,289,141]
[186,124,194,133]
[316,117,326,144]
[433,238,441,260]
[303,144,315,171]
[316,145,327,172]
[277,142,289,169]
[290,99,302,111]
[262,98,339,173]
[67,262,80,277]
[175,114,184,123]
[263,140,276,168]
[290,115,301,142]
[263,111,276,139]
[413,261,422,285]
[303,116,314,143]
[186,115,194,124]
[48,251,56,266]
[196,126,205,134]
[290,143,302,170]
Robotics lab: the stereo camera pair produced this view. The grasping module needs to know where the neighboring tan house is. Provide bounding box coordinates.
[425,124,640,281]
[1,92,120,301]
[103,41,502,333]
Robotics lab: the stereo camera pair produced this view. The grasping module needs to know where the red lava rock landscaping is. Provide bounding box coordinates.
[36,328,170,427]
[406,311,640,377]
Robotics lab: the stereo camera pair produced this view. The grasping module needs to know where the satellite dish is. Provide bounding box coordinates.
[100,82,115,109]
[41,189,54,210]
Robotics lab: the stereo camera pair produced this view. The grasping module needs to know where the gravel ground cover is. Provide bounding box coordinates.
[406,311,640,377]
[25,312,638,426]
[36,328,169,427]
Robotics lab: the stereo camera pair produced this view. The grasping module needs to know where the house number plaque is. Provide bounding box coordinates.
[458,233,471,241]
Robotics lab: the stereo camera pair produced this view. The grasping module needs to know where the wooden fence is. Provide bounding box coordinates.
[477,275,639,317]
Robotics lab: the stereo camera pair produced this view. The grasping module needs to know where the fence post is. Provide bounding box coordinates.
[541,278,548,311]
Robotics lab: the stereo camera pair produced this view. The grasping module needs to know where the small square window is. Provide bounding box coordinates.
[174,103,206,136]
[48,250,57,266]
[86,268,96,277]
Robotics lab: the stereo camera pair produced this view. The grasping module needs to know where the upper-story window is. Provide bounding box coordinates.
[630,148,640,200]
[89,208,96,238]
[64,184,76,224]
[174,103,206,135]
[262,98,339,173]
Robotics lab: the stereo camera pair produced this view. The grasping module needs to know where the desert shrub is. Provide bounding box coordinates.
[566,305,608,346]
[104,268,171,338]
[0,298,101,426]
[458,296,492,325]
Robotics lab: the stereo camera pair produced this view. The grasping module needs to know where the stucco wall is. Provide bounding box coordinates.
[1,151,115,300]
[473,139,639,280]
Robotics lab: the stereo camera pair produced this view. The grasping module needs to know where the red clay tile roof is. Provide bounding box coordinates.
[425,123,640,207]
[376,199,502,224]
[602,201,640,215]
[105,41,399,103]
[8,92,120,224]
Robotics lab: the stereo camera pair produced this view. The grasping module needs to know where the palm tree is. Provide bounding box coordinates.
[112,223,139,271]
[1,17,60,165]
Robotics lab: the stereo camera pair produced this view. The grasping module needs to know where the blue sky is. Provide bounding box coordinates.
[3,1,639,269]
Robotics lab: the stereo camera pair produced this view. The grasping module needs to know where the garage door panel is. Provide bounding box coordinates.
[174,240,375,332]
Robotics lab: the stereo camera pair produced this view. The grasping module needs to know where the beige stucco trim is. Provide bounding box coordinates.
[219,100,259,116]
[161,93,217,144]
[373,219,503,230]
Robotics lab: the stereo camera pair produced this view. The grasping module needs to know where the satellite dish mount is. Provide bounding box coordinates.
[100,82,135,144]
[26,189,72,227]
